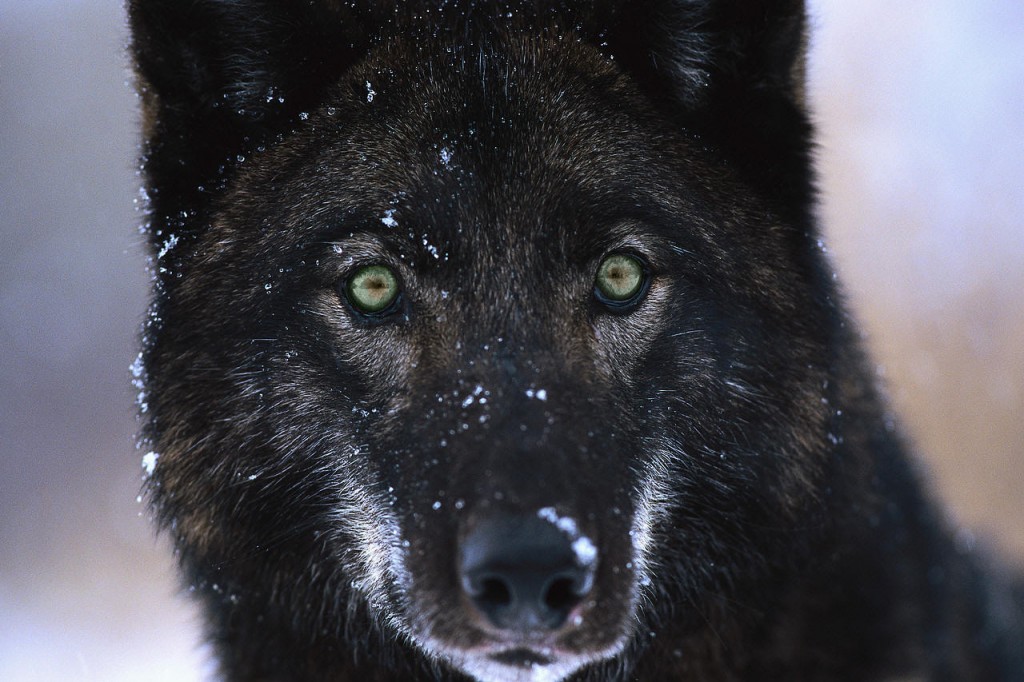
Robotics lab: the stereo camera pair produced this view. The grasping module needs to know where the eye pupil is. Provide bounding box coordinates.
[346,265,400,314]
[595,254,645,304]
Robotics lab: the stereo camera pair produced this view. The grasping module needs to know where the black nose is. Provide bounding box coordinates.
[459,513,596,632]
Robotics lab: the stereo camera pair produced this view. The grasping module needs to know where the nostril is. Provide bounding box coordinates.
[543,574,584,613]
[478,576,513,608]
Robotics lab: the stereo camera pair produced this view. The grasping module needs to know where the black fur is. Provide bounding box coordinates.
[130,1,1024,680]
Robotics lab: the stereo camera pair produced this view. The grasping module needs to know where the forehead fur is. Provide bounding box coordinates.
[220,31,696,249]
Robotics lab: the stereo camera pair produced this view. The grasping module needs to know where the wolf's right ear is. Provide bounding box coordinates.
[129,0,365,139]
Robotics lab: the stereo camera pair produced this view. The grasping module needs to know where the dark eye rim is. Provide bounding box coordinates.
[593,252,652,313]
[338,263,405,321]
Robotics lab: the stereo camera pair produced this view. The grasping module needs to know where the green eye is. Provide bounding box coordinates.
[345,264,401,314]
[595,253,647,306]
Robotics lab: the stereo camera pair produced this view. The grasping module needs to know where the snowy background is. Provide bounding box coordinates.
[1,1,1021,679]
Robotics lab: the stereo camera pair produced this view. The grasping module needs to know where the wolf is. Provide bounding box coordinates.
[128,0,1024,680]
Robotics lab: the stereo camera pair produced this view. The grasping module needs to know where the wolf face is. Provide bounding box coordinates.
[133,2,1024,682]
[134,3,824,680]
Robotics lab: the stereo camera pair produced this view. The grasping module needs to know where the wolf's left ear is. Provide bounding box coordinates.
[607,0,807,108]
[605,0,810,212]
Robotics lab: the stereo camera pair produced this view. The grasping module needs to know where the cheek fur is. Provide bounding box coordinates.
[310,290,417,398]
[590,278,672,385]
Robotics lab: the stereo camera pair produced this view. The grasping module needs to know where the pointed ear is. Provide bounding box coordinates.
[606,0,811,213]
[128,0,373,256]
[608,0,807,108]
[129,0,365,136]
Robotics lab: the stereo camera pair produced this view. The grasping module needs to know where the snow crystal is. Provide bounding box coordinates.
[572,537,597,565]
[537,507,596,566]
[461,384,488,409]
[129,353,145,379]
[135,185,151,212]
[141,451,159,476]
[366,81,377,103]
[439,146,453,166]
[157,233,179,260]
[537,507,577,535]
[525,388,548,401]
[422,237,440,259]
[381,209,398,228]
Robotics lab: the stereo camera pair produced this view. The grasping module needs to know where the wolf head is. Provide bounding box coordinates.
[131,1,842,680]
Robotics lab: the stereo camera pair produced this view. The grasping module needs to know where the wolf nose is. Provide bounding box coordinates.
[459,514,595,632]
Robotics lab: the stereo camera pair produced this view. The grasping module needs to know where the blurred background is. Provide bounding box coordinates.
[0,0,1021,678]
